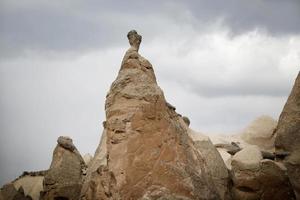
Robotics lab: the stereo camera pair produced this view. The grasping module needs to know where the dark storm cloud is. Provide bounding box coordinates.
[0,0,168,58]
[1,0,300,58]
[0,1,123,57]
[185,0,300,35]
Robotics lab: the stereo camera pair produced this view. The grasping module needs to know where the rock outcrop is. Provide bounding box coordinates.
[240,115,277,151]
[275,72,300,199]
[0,171,46,200]
[40,136,86,200]
[231,146,295,200]
[0,183,32,200]
[81,30,220,200]
[188,129,231,200]
[13,175,44,200]
[210,115,278,169]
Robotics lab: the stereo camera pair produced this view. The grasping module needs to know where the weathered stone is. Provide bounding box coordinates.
[13,175,44,200]
[188,129,231,200]
[258,160,295,200]
[232,146,263,171]
[215,143,241,155]
[83,165,119,200]
[40,136,86,200]
[81,30,220,200]
[127,30,142,51]
[0,184,32,200]
[182,116,190,126]
[241,116,277,151]
[261,150,275,160]
[231,146,295,199]
[275,72,300,199]
[81,130,108,198]
[83,154,93,166]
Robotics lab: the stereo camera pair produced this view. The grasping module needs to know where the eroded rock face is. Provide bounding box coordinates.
[40,136,86,200]
[231,146,295,200]
[13,175,44,200]
[188,129,231,200]
[275,72,300,199]
[0,171,46,200]
[83,154,93,167]
[241,116,277,151]
[81,30,220,200]
[0,184,32,200]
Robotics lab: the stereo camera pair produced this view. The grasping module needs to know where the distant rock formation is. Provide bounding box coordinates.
[241,115,277,151]
[0,171,46,200]
[275,72,300,199]
[40,136,86,200]
[81,30,220,200]
[0,183,32,200]
[206,114,297,199]
[13,175,44,200]
[231,146,295,200]
[210,115,278,169]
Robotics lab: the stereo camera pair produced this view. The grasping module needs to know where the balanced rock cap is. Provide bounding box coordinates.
[127,30,142,52]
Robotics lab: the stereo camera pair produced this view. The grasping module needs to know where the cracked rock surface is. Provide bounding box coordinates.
[81,30,220,200]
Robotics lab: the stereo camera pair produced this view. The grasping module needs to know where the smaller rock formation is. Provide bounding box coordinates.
[13,174,44,200]
[214,142,241,156]
[188,129,231,200]
[40,136,86,200]
[210,115,278,169]
[0,171,46,200]
[275,72,300,199]
[231,146,295,200]
[0,184,32,200]
[80,130,108,199]
[241,115,277,151]
[232,145,263,171]
[182,116,190,126]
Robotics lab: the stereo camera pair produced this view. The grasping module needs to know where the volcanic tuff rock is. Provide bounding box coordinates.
[83,153,93,166]
[240,116,277,151]
[40,136,86,200]
[0,184,32,200]
[81,30,220,200]
[231,146,295,200]
[275,72,300,199]
[13,175,44,200]
[210,115,278,169]
[0,171,46,200]
[188,129,231,200]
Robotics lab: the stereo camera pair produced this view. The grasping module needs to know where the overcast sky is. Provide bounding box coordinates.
[0,0,299,185]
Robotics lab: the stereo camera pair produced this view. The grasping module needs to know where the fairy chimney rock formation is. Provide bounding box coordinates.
[81,30,220,200]
[40,136,86,200]
[275,72,300,199]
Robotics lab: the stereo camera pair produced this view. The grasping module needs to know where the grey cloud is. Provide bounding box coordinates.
[157,66,296,98]
[185,75,292,98]
[1,0,300,58]
[0,0,172,58]
[184,0,300,35]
